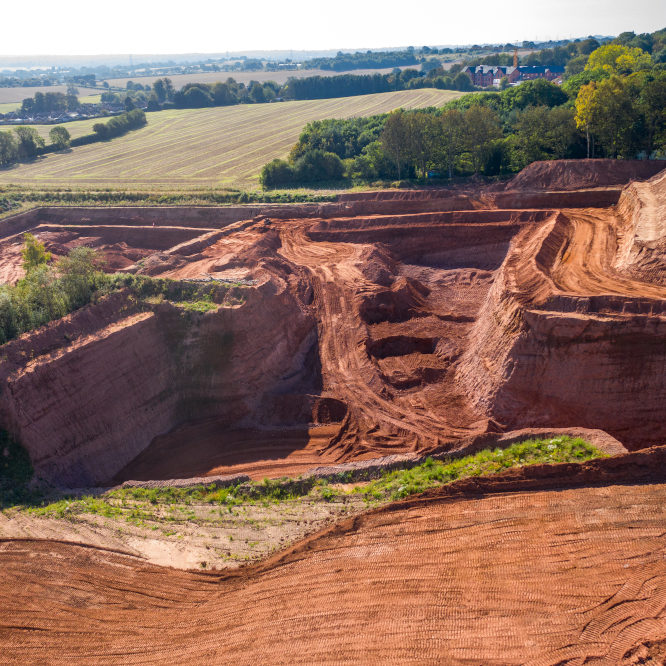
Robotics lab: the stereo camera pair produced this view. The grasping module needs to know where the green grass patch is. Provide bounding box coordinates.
[14,436,606,520]
[357,436,604,501]
[176,300,218,313]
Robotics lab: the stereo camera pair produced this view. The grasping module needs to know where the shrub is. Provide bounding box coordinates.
[260,158,295,188]
[293,149,345,182]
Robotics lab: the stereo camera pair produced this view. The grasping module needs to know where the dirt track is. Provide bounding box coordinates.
[3,448,666,664]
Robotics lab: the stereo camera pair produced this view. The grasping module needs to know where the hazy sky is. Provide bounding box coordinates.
[3,0,665,55]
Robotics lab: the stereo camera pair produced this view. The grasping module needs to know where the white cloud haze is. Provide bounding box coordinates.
[2,0,665,55]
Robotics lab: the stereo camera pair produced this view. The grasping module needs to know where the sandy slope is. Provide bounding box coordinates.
[2,448,666,664]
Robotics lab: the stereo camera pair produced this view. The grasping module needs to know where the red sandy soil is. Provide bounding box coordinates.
[1,160,666,662]
[0,160,664,488]
[505,158,666,191]
[2,447,666,664]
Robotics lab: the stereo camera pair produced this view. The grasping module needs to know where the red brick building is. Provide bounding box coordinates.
[463,65,565,88]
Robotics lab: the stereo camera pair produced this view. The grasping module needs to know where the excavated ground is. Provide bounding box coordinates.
[1,160,666,662]
[3,448,666,664]
[0,161,664,487]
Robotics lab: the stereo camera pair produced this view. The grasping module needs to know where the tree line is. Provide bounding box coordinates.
[260,42,666,188]
[140,66,474,112]
[20,88,80,115]
[0,110,146,168]
[306,50,420,71]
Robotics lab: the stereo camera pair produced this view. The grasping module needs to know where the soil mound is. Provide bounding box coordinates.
[506,158,666,191]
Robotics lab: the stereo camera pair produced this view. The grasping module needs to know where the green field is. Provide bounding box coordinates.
[0,89,462,190]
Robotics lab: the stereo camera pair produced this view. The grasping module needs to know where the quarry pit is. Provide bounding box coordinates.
[1,158,666,663]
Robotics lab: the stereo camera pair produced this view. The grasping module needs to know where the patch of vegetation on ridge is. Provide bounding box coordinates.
[0,236,246,345]
[14,436,605,520]
[358,436,603,500]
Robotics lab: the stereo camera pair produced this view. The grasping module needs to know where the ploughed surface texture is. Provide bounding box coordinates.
[1,159,666,663]
[2,447,666,664]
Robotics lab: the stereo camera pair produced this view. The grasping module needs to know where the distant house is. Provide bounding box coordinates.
[463,65,565,88]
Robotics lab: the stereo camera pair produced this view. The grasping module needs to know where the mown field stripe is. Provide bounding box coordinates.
[0,89,462,189]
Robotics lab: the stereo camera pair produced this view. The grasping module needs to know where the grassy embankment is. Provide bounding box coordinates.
[0,435,607,566]
[13,436,604,513]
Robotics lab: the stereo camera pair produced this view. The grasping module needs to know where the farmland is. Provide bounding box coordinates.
[0,88,462,190]
[0,67,419,106]
[0,86,104,105]
[104,67,415,90]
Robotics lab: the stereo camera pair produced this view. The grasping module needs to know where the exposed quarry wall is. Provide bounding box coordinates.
[2,160,665,486]
[457,194,666,448]
[0,279,315,487]
[615,169,666,284]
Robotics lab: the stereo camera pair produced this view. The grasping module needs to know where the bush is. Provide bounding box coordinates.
[260,158,295,188]
[293,149,345,182]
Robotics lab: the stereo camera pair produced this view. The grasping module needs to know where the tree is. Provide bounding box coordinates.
[634,71,666,153]
[438,109,466,178]
[585,44,652,75]
[381,110,410,179]
[248,82,266,103]
[49,126,71,150]
[512,105,579,166]
[57,247,105,309]
[453,72,474,91]
[574,81,600,157]
[13,126,45,159]
[575,76,638,157]
[463,106,502,173]
[501,78,567,111]
[0,130,18,166]
[175,86,213,108]
[212,82,236,106]
[405,112,439,179]
[21,233,51,273]
[293,149,345,182]
[153,78,174,103]
[92,122,109,139]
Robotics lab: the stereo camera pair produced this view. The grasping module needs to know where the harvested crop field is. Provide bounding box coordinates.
[0,85,105,105]
[0,89,462,189]
[104,66,412,90]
